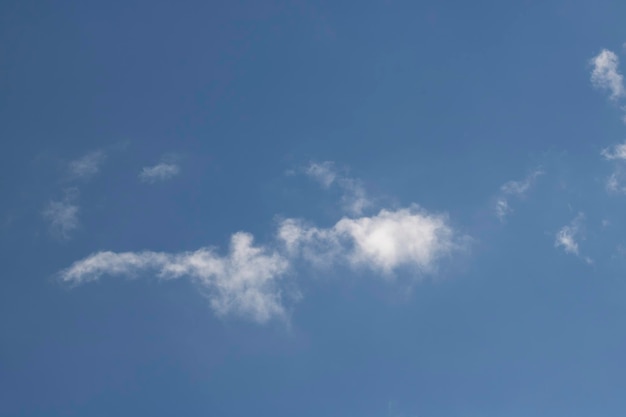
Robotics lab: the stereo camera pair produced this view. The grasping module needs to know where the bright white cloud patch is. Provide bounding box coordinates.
[68,150,106,180]
[279,206,465,276]
[60,232,291,323]
[555,213,590,262]
[495,169,543,221]
[590,49,625,101]
[43,190,80,239]
[139,162,180,183]
[305,161,371,215]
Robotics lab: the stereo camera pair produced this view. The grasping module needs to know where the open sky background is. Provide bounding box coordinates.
[3,1,626,416]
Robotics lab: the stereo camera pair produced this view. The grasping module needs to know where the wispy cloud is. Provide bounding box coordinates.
[305,161,371,215]
[555,213,591,263]
[139,162,180,183]
[60,232,291,323]
[601,141,626,160]
[42,189,80,239]
[590,49,625,101]
[305,161,336,188]
[60,162,469,323]
[68,150,106,181]
[601,141,626,193]
[495,169,543,221]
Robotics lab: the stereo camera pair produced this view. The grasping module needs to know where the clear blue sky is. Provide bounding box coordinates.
[3,1,626,416]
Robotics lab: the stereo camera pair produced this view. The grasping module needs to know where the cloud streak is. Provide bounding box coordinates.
[60,232,291,323]
[139,162,180,183]
[68,150,106,181]
[495,169,543,221]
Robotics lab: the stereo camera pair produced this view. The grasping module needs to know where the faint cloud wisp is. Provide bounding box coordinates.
[139,162,181,183]
[495,168,543,222]
[42,189,80,240]
[68,150,106,181]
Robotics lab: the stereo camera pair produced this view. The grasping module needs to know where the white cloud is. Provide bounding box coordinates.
[306,161,337,188]
[60,206,464,322]
[139,162,180,183]
[68,150,106,180]
[60,162,468,324]
[279,206,466,276]
[555,213,587,259]
[601,141,626,160]
[42,189,80,239]
[495,169,543,221]
[590,49,625,101]
[59,232,291,323]
[305,161,371,215]
[601,142,626,193]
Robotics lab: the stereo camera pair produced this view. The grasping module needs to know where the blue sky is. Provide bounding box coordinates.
[3,0,626,416]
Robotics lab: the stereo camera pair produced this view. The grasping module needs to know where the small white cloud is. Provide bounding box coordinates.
[590,49,625,101]
[139,162,180,183]
[601,142,626,193]
[305,161,371,215]
[601,141,626,160]
[305,161,337,188]
[606,171,624,193]
[68,150,106,180]
[495,198,511,220]
[59,232,291,323]
[495,169,543,221]
[555,213,586,257]
[42,189,80,239]
[279,206,467,276]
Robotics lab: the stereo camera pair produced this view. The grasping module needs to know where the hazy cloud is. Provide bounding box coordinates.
[601,141,626,160]
[43,189,80,239]
[601,142,626,193]
[495,169,543,221]
[305,161,371,215]
[68,150,106,181]
[139,162,180,183]
[555,213,590,263]
[305,161,337,188]
[591,49,625,101]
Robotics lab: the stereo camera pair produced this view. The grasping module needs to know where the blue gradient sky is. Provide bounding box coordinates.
[3,1,626,416]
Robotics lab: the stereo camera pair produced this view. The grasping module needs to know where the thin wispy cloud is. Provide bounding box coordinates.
[555,213,591,263]
[68,150,106,181]
[305,161,371,215]
[139,162,180,183]
[43,189,80,240]
[305,161,337,188]
[60,232,291,323]
[590,49,625,101]
[495,169,543,221]
[601,141,626,160]
[601,141,626,193]
[59,162,468,323]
